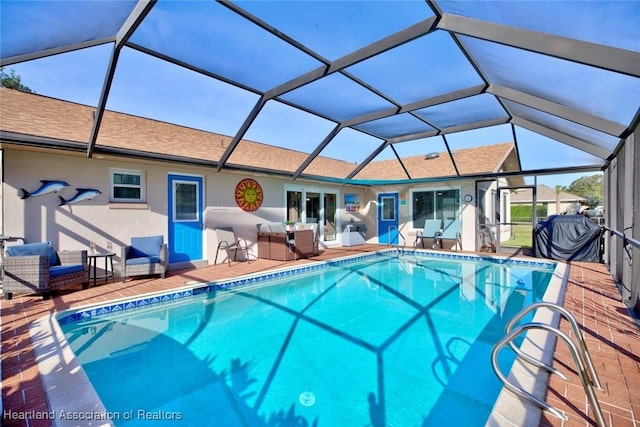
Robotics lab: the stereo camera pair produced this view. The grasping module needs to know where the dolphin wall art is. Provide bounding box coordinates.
[58,189,102,206]
[19,180,70,199]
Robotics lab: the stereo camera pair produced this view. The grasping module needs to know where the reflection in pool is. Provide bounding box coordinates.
[61,252,555,426]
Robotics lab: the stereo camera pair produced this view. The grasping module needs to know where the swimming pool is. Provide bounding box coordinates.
[43,250,562,426]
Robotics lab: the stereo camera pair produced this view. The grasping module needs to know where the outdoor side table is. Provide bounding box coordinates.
[88,252,116,286]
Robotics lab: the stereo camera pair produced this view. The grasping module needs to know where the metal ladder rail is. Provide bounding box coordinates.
[492,322,607,426]
[505,302,601,390]
[387,225,406,248]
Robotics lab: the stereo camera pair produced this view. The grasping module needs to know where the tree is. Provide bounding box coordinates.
[567,174,603,208]
[0,67,33,93]
[555,184,562,213]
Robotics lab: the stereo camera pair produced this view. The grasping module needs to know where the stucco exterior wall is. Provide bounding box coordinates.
[2,149,368,268]
[365,180,478,250]
[4,150,170,258]
[3,148,514,271]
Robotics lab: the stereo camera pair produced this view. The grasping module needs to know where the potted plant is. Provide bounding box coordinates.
[285,220,295,231]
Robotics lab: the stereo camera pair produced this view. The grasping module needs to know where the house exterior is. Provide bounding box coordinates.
[1,88,522,273]
[510,184,587,217]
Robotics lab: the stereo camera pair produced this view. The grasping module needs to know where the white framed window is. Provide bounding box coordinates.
[411,187,461,228]
[110,169,146,202]
[380,195,396,221]
[172,179,200,222]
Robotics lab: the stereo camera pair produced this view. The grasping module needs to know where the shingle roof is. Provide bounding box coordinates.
[511,184,586,203]
[1,88,516,182]
[355,142,517,180]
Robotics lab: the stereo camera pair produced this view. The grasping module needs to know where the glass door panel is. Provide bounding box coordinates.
[324,193,337,242]
[287,191,302,222]
[306,192,320,224]
[174,182,198,221]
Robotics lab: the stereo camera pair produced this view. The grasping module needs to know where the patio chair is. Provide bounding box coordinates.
[289,222,315,259]
[435,219,462,251]
[415,219,443,248]
[215,227,251,266]
[254,223,295,261]
[3,241,88,299]
[121,235,168,282]
[478,224,497,252]
[257,223,272,259]
[306,222,320,255]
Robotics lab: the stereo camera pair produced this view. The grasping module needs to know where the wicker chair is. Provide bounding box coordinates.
[254,223,294,261]
[290,224,315,259]
[3,241,88,300]
[121,235,168,282]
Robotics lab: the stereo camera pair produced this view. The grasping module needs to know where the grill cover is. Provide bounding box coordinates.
[534,215,602,262]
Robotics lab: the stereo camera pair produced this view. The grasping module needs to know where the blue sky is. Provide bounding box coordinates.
[3,0,617,189]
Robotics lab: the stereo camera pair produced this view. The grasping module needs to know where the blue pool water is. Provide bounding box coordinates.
[60,252,555,426]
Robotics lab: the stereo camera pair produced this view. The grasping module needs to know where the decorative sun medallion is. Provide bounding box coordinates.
[234,178,263,212]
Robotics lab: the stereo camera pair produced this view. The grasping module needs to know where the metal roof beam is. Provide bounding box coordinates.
[510,123,523,171]
[87,0,156,158]
[513,117,611,159]
[490,84,627,137]
[116,0,156,45]
[263,16,438,100]
[340,163,603,187]
[86,47,120,158]
[387,130,440,145]
[0,38,115,67]
[439,13,640,78]
[328,17,439,74]
[217,97,267,172]
[294,124,343,179]
[607,106,640,163]
[127,42,262,96]
[400,84,486,113]
[382,117,508,145]
[219,0,331,65]
[504,164,604,178]
[441,134,460,176]
[390,144,412,180]
[263,66,329,100]
[342,108,401,129]
[439,117,510,135]
[341,84,486,129]
[345,140,390,180]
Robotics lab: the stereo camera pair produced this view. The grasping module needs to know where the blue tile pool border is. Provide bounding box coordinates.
[56,249,556,326]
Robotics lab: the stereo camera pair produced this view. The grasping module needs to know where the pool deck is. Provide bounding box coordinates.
[2,244,639,426]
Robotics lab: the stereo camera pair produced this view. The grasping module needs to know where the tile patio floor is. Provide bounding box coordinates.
[2,245,638,426]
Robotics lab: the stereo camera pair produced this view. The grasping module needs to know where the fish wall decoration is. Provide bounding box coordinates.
[19,180,70,199]
[59,189,102,206]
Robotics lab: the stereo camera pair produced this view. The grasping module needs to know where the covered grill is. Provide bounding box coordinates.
[534,215,602,262]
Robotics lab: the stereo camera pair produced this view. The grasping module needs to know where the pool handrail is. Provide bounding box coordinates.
[491,322,606,426]
[387,224,406,247]
[505,301,601,390]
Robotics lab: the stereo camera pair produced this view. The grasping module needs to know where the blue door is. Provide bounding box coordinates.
[377,192,399,244]
[168,174,203,263]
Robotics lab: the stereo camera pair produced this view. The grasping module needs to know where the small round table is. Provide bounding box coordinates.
[88,252,116,286]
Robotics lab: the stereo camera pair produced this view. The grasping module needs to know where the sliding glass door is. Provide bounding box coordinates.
[285,186,339,243]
